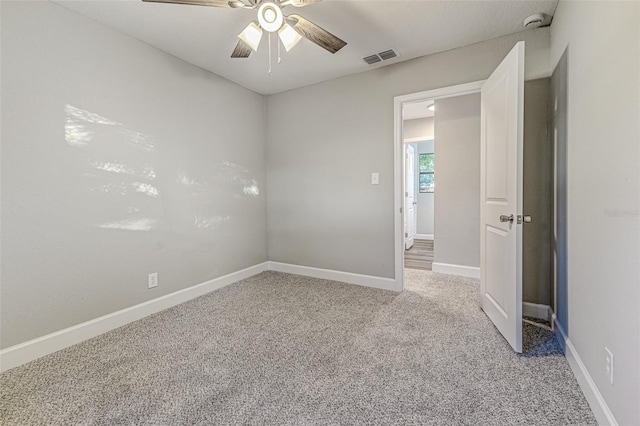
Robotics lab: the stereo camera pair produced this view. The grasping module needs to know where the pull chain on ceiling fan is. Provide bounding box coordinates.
[142,0,347,70]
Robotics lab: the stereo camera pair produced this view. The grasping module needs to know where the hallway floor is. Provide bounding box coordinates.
[404,239,434,271]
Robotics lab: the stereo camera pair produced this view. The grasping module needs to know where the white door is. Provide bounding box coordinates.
[405,144,416,250]
[480,41,525,353]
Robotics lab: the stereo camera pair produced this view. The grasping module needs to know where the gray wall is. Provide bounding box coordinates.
[550,1,640,424]
[523,78,553,306]
[0,2,267,348]
[550,50,568,339]
[432,94,481,268]
[424,83,554,301]
[403,117,434,141]
[267,28,551,278]
[417,141,435,236]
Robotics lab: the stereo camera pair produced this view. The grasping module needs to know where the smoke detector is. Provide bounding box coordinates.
[524,13,549,29]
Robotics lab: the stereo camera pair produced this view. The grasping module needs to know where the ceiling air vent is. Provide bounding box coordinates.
[363,54,382,65]
[378,49,397,61]
[363,48,399,65]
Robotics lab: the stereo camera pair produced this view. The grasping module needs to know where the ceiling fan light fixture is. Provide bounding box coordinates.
[238,21,263,52]
[258,2,283,32]
[278,23,302,51]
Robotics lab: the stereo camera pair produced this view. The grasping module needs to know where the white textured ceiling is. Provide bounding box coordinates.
[54,0,557,95]
[403,100,434,120]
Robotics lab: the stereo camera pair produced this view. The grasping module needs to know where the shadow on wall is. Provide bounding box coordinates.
[551,49,569,337]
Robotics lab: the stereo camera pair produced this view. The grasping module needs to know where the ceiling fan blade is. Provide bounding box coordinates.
[142,0,232,7]
[231,39,253,58]
[288,0,322,7]
[287,14,346,54]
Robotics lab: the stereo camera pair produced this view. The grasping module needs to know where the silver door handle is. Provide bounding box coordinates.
[499,214,514,223]
[518,215,532,224]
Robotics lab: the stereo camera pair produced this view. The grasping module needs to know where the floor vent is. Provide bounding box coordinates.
[363,48,399,65]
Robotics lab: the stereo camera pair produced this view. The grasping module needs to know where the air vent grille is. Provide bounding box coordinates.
[378,49,397,60]
[363,48,399,65]
[363,54,382,65]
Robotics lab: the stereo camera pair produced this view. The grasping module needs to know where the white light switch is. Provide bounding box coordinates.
[371,172,379,185]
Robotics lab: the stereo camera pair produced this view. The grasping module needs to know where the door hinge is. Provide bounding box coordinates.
[405,232,408,238]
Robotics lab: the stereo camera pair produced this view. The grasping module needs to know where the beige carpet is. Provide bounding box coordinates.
[0,270,595,425]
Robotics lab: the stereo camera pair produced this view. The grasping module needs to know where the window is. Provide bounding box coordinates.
[419,153,434,193]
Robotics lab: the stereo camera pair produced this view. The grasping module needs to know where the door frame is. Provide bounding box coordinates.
[404,143,417,250]
[393,80,485,291]
[404,137,435,241]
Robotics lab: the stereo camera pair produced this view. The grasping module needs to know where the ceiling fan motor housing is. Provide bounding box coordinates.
[258,2,283,32]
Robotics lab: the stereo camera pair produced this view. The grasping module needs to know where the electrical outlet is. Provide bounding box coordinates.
[605,347,614,385]
[148,272,158,289]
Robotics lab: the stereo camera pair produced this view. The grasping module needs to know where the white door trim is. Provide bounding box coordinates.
[404,144,416,250]
[394,81,485,290]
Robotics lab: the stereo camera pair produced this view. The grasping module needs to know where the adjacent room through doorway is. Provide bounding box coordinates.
[401,91,482,278]
[395,45,557,354]
[402,99,435,271]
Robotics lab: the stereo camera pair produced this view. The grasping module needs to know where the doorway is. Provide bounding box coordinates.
[402,100,435,271]
[394,81,484,284]
[403,142,434,270]
[395,41,532,354]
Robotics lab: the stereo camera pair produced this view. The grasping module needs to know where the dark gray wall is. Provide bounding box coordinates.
[550,53,568,330]
[523,78,553,305]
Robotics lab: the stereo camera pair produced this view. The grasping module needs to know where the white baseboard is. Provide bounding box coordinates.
[1,261,400,372]
[431,262,480,279]
[268,261,401,292]
[0,262,269,373]
[553,315,618,426]
[415,234,434,241]
[522,302,552,322]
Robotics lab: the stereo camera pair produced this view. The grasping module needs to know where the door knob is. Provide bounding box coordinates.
[518,215,532,224]
[499,214,514,223]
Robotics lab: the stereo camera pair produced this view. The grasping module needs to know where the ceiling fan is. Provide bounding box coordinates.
[141,0,347,59]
